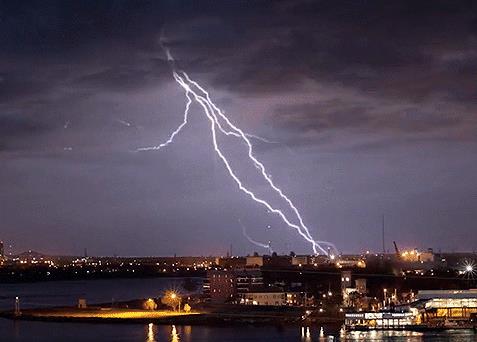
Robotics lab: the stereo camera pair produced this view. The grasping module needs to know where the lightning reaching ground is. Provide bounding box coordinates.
[139,43,338,256]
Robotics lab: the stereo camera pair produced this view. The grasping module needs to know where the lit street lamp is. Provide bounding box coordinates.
[170,292,181,312]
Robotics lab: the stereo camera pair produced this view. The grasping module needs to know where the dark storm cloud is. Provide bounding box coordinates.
[273,101,373,132]
[3,1,475,141]
[0,71,47,103]
[0,115,48,151]
[0,1,163,53]
[271,101,464,139]
[0,115,44,136]
[170,1,477,145]
[99,0,476,149]
[73,63,170,93]
[205,0,477,99]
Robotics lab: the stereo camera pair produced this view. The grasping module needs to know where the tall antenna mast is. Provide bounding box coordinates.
[382,214,385,255]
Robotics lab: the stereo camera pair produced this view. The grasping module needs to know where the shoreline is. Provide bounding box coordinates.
[2,308,476,333]
[0,305,343,327]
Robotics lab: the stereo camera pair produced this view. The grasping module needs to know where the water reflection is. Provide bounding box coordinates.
[146,324,192,342]
[146,323,156,342]
[171,325,180,342]
[183,325,192,342]
[301,326,312,341]
[296,326,477,341]
[3,319,477,341]
[346,329,432,341]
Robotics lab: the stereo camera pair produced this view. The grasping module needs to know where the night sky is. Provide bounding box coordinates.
[1,1,476,256]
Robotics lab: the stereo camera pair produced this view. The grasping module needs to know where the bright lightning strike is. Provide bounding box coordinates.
[180,72,337,255]
[139,44,337,256]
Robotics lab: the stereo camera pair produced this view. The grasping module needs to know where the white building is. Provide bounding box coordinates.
[240,291,305,306]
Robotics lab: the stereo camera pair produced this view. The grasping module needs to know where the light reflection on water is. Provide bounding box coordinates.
[146,323,156,342]
[171,325,179,342]
[301,326,312,341]
[142,325,477,342]
[346,329,424,341]
[1,319,476,341]
[146,324,194,342]
[297,326,476,341]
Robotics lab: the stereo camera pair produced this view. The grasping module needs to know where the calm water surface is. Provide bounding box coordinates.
[0,279,475,341]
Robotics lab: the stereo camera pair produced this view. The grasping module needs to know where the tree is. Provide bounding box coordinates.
[143,298,157,310]
[161,291,181,311]
[183,303,191,313]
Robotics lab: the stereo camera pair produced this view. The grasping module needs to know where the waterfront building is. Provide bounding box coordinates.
[241,289,286,306]
[205,268,265,303]
[345,310,418,329]
[236,269,263,295]
[206,269,236,303]
[345,289,477,330]
[240,289,306,306]
[417,289,477,326]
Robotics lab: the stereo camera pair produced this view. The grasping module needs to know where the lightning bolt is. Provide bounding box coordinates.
[239,219,273,254]
[180,72,338,255]
[139,44,338,256]
[245,134,278,144]
[137,93,192,151]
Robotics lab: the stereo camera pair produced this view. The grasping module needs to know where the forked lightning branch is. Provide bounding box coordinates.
[138,44,337,257]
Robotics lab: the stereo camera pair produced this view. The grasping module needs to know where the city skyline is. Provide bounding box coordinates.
[1,1,477,256]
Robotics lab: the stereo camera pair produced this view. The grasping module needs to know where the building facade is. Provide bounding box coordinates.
[206,269,236,303]
[240,290,306,306]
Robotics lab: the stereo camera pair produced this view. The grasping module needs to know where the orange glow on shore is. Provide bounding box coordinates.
[29,309,198,319]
